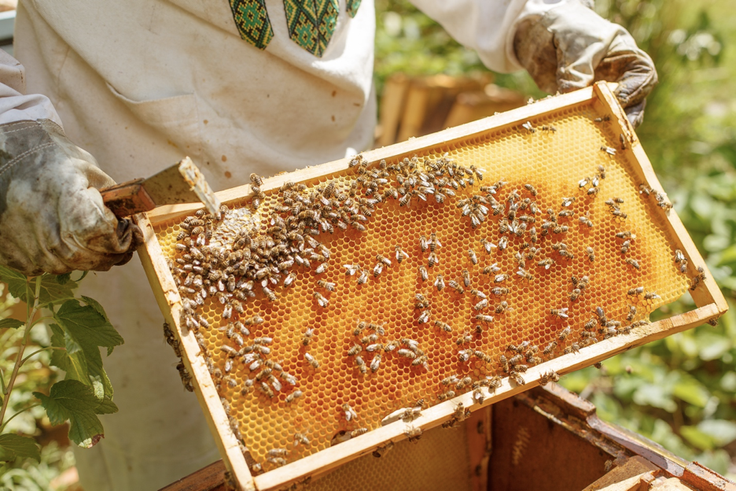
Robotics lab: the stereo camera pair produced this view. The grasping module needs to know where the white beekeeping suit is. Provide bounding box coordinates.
[0,0,655,488]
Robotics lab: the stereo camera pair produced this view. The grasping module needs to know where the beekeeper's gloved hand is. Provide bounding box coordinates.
[0,119,139,275]
[514,0,657,127]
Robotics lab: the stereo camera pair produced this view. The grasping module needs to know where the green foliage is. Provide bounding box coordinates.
[375,0,736,478]
[0,266,122,476]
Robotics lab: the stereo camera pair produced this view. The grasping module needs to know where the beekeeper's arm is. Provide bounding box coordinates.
[411,0,657,127]
[0,50,136,276]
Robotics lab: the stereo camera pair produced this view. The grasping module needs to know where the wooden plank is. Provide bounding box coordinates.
[136,213,256,491]
[376,74,410,147]
[583,456,660,491]
[159,459,228,491]
[396,82,430,142]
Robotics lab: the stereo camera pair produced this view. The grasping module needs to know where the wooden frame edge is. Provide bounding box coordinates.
[135,213,256,491]
[592,83,728,316]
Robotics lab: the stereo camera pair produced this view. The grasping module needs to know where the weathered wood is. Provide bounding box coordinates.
[160,459,229,491]
[140,82,728,491]
[583,456,661,491]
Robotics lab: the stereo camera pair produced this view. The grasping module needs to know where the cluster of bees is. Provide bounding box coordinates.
[163,118,698,471]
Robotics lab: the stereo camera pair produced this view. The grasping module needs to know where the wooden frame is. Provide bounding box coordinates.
[136,82,728,491]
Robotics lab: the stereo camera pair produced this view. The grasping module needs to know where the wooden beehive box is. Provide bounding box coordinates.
[136,82,727,491]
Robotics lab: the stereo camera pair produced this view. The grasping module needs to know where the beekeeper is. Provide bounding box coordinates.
[0,0,656,488]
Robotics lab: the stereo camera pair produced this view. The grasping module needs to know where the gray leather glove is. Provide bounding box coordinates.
[0,119,139,275]
[514,1,657,127]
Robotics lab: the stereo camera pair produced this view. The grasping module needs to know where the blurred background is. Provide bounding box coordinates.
[1,0,736,489]
[374,0,736,480]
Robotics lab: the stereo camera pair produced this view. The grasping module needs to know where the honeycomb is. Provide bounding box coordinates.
[306,417,472,491]
[153,104,692,473]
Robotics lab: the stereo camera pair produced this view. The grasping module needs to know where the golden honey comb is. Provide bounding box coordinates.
[154,104,691,473]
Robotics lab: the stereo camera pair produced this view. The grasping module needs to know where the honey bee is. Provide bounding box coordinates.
[427,252,439,268]
[625,258,641,270]
[347,344,362,356]
[473,299,488,311]
[397,349,417,359]
[558,327,572,341]
[304,352,319,369]
[480,238,496,254]
[586,247,595,262]
[462,269,471,287]
[376,254,392,267]
[370,354,382,372]
[404,426,423,442]
[464,248,478,265]
[434,274,445,291]
[344,264,360,276]
[523,183,538,196]
[470,289,487,300]
[357,270,369,284]
[536,258,554,270]
[509,372,525,386]
[483,263,501,275]
[260,382,275,398]
[539,370,560,386]
[550,308,569,319]
[491,287,510,296]
[563,343,581,354]
[458,349,473,363]
[355,356,367,374]
[621,240,631,254]
[418,266,429,282]
[542,341,558,356]
[674,249,685,263]
[415,293,430,309]
[427,320,451,334]
[498,236,508,250]
[447,280,464,294]
[417,310,431,324]
[419,235,429,252]
[313,291,329,308]
[317,280,336,292]
[343,403,359,421]
[584,318,597,330]
[522,121,535,133]
[293,432,310,447]
[601,145,616,155]
[612,209,628,219]
[373,262,384,277]
[516,268,533,280]
[494,274,509,283]
[360,334,378,344]
[499,354,509,372]
[644,291,660,300]
[395,245,409,263]
[628,286,644,296]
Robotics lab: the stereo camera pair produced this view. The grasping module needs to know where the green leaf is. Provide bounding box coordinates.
[0,434,40,462]
[673,374,711,407]
[680,425,716,450]
[633,383,677,412]
[38,275,78,306]
[0,319,23,330]
[54,300,123,353]
[0,265,29,302]
[80,296,110,323]
[697,420,736,447]
[55,273,71,285]
[33,380,106,448]
[696,331,732,360]
[94,397,118,415]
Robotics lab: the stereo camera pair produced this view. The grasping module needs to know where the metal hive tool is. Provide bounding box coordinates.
[137,83,727,491]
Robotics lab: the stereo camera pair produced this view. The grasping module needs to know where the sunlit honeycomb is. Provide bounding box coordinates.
[153,104,691,472]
